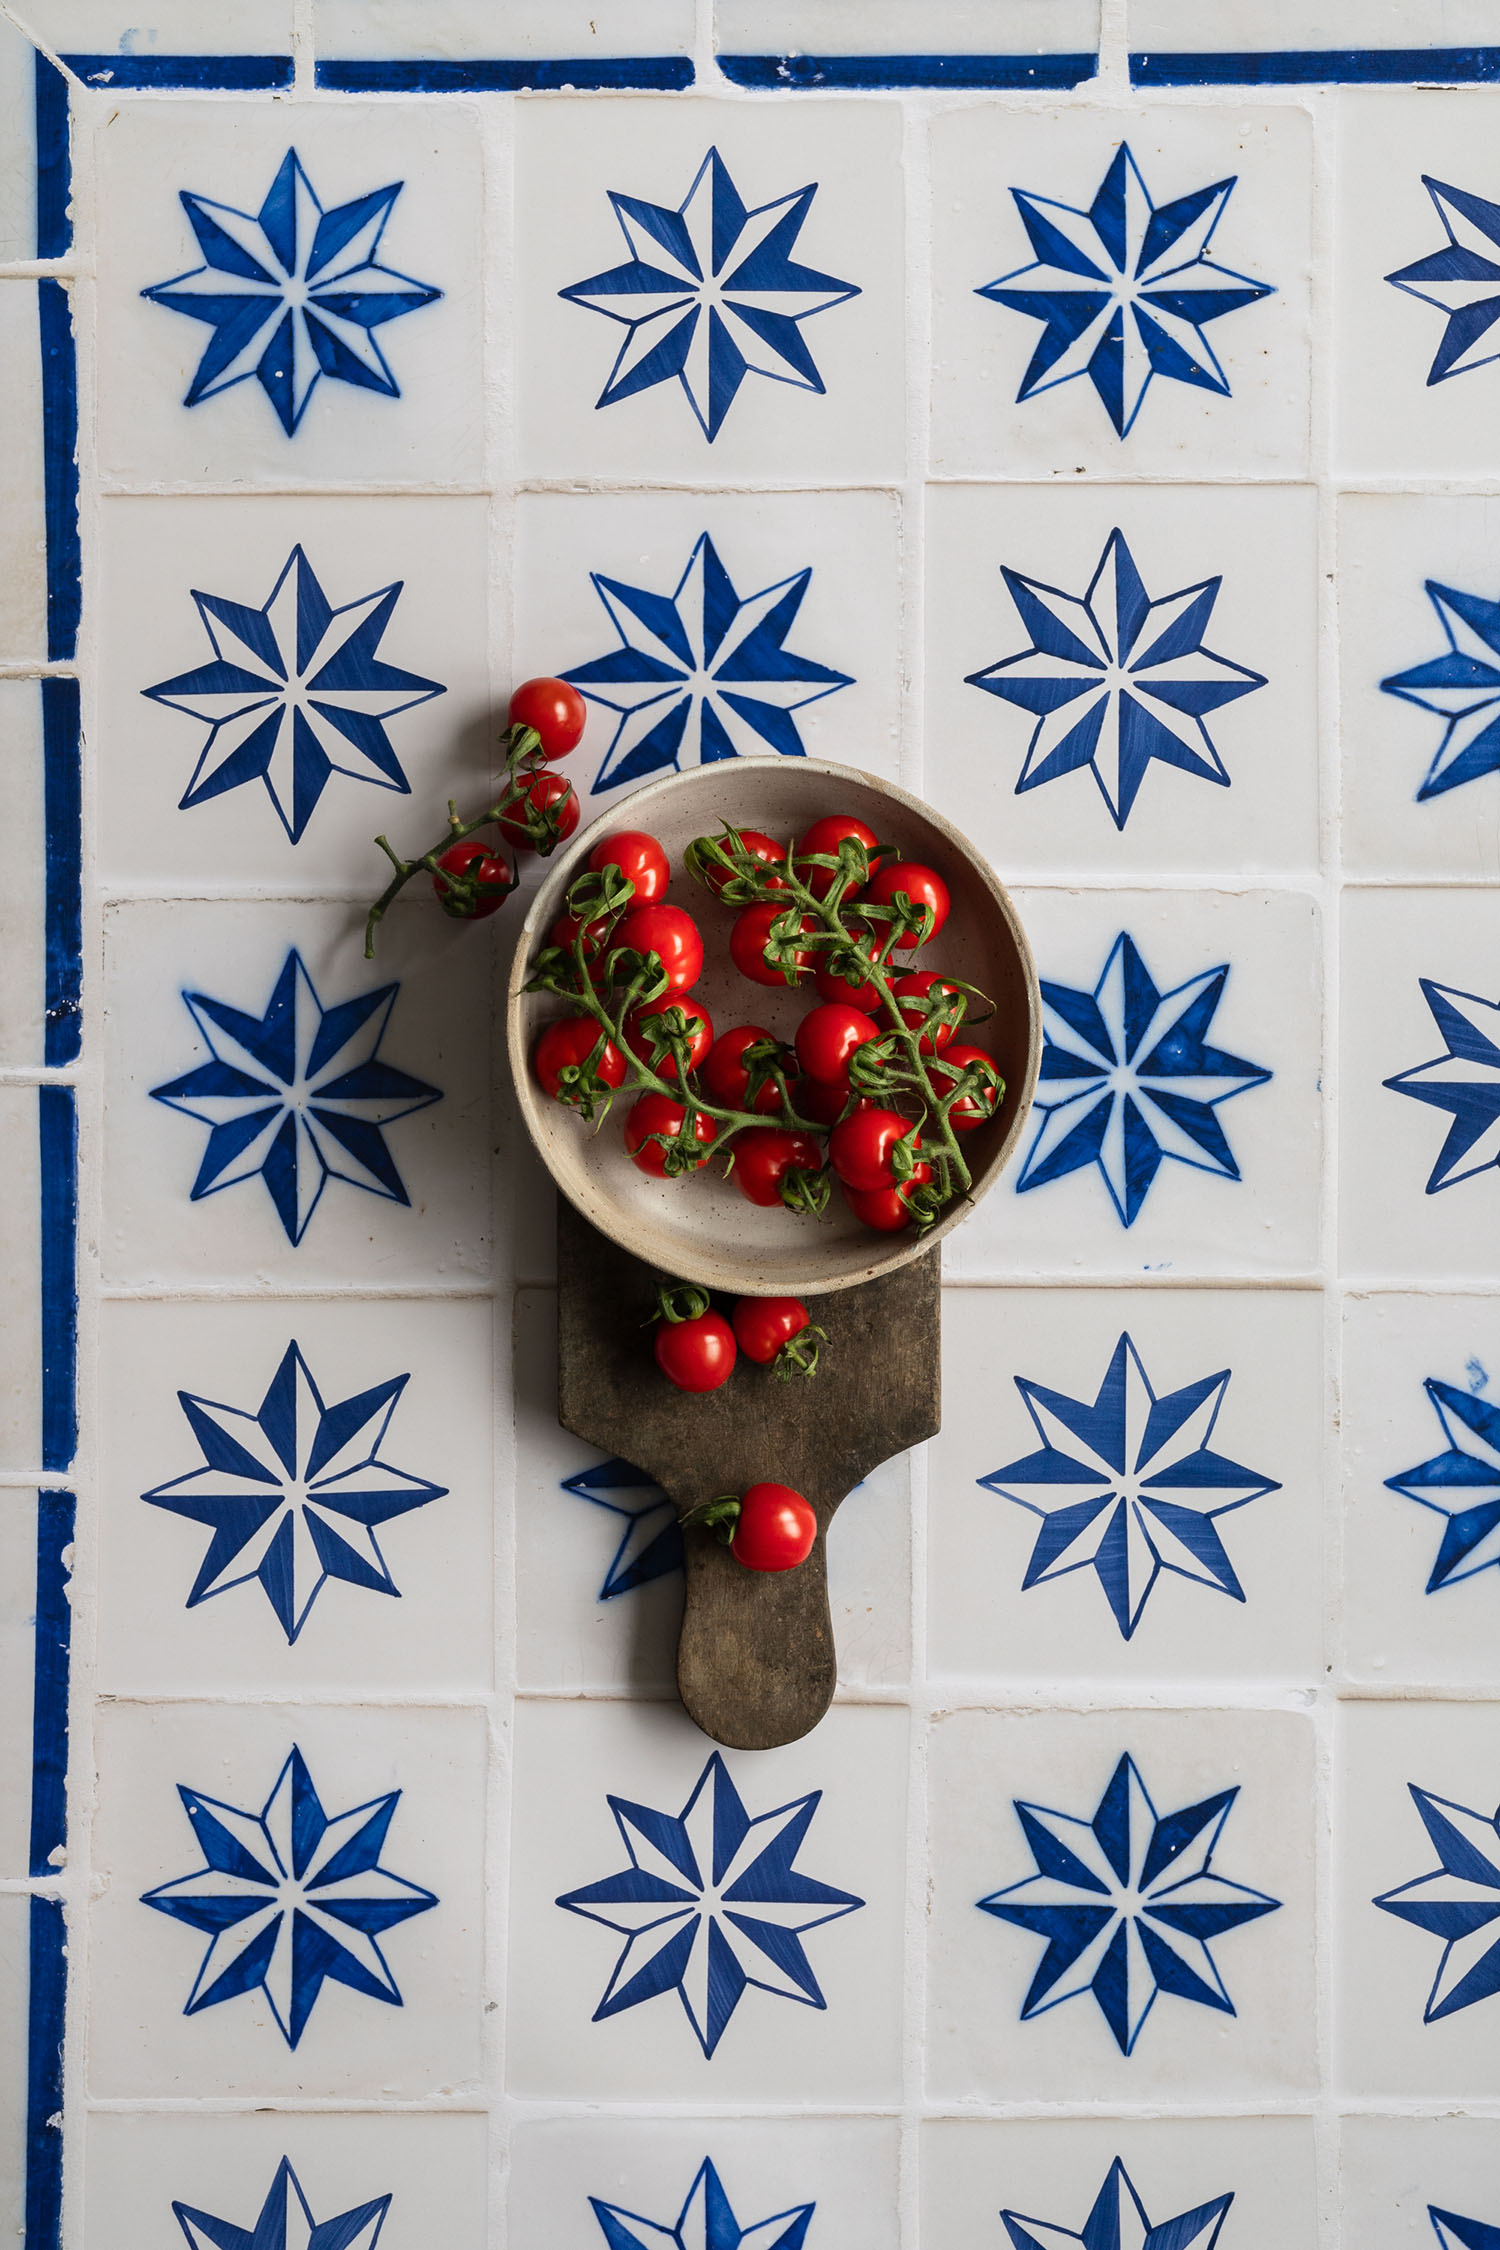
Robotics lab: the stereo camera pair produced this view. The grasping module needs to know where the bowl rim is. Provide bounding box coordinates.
[505,758,1042,1295]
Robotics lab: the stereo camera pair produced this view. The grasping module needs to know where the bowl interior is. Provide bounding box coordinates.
[507,760,1040,1296]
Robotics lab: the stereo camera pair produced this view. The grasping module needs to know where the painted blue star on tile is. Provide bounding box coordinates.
[143,547,444,844]
[1431,2207,1500,2250]
[174,2156,390,2250]
[1382,579,1500,802]
[149,948,442,1245]
[1387,177,1500,389]
[1017,932,1271,1228]
[1386,1375,1500,1597]
[979,1332,1279,1641]
[1002,2156,1233,2250]
[143,1340,446,1644]
[978,1751,1281,2055]
[563,1457,683,1601]
[556,1751,863,2058]
[143,1744,437,2048]
[560,148,859,442]
[967,528,1265,828]
[1374,1780,1500,2022]
[977,144,1273,438]
[143,148,441,435]
[1385,978,1500,1195]
[591,2157,814,2250]
[562,532,852,792]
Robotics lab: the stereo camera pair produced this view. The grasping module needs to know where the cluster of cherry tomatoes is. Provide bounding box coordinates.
[654,1289,824,1391]
[430,678,588,916]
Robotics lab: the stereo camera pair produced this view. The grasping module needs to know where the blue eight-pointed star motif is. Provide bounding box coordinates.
[560,148,859,442]
[1384,978,1500,1196]
[143,148,441,435]
[556,1751,862,2058]
[1387,1375,1500,1597]
[978,1751,1281,2055]
[1374,1780,1500,2022]
[563,1457,683,1601]
[142,1744,437,2048]
[967,527,1265,828]
[173,2156,390,2250]
[1017,932,1271,1228]
[977,144,1272,438]
[979,1332,1279,1641]
[591,2156,814,2250]
[562,532,852,792]
[1386,177,1500,389]
[143,547,444,844]
[1431,2208,1500,2250]
[149,948,442,1245]
[143,1340,446,1644]
[1002,2156,1233,2250]
[1382,579,1500,803]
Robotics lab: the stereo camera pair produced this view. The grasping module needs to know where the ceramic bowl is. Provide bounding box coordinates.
[506,759,1040,1296]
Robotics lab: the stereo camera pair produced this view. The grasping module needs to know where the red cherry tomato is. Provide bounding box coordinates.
[624,1092,717,1177]
[796,813,881,901]
[890,971,964,1054]
[498,769,578,852]
[531,1016,626,1105]
[625,992,713,1081]
[509,676,587,759]
[813,948,883,1015]
[730,903,818,988]
[794,1001,880,1090]
[731,1127,825,1209]
[932,1044,1004,1131]
[731,1296,813,1365]
[587,828,670,905]
[616,904,704,993]
[829,1106,922,1192]
[865,860,950,945]
[701,1025,791,1115]
[654,1310,736,1393]
[729,1482,817,1571]
[841,1163,933,1233]
[550,908,610,956]
[703,828,789,897]
[431,836,515,919]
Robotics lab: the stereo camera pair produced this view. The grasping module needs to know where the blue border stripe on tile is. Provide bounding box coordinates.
[25,1896,64,2250]
[316,54,693,91]
[1130,44,1500,84]
[29,1493,73,1879]
[37,1089,76,1475]
[60,51,293,89]
[33,54,69,259]
[718,50,1097,88]
[41,681,81,1071]
[37,282,79,667]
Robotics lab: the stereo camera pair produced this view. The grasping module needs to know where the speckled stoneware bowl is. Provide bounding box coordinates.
[507,759,1041,1297]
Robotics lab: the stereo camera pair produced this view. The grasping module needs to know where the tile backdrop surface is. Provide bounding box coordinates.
[3,4,1498,2245]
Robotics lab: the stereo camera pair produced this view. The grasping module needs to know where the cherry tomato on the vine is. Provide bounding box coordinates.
[703,828,788,897]
[829,1106,922,1193]
[587,828,670,904]
[794,1001,881,1090]
[865,859,950,945]
[498,769,578,852]
[731,1296,815,1366]
[796,813,881,901]
[727,1482,817,1571]
[654,1310,736,1393]
[431,836,516,919]
[813,948,883,1015]
[890,970,964,1054]
[731,1126,825,1209]
[841,1163,932,1233]
[616,903,704,993]
[508,676,587,759]
[625,992,713,1081]
[531,1016,626,1105]
[729,903,818,988]
[932,1044,1003,1130]
[623,1092,717,1177]
[700,1025,790,1114]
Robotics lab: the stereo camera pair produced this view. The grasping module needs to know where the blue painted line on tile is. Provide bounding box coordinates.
[1130,45,1500,84]
[37,281,79,667]
[38,1089,76,1475]
[717,50,1098,89]
[29,1492,73,1879]
[316,54,694,91]
[33,54,69,259]
[60,51,293,89]
[25,1896,64,2250]
[41,681,81,1071]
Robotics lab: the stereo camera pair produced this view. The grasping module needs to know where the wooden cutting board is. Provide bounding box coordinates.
[556,1196,941,1751]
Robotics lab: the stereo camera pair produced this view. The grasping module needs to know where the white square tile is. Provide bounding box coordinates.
[718,0,1099,66]
[510,2115,900,2249]
[1342,2114,1500,2250]
[96,1295,495,1697]
[921,2117,1318,2250]
[94,102,486,487]
[929,1286,1326,1687]
[515,98,905,482]
[97,495,494,892]
[30,1,293,56]
[925,481,1320,880]
[506,1698,907,2102]
[88,1699,488,2097]
[85,2110,488,2250]
[949,887,1323,1279]
[0,1085,43,1471]
[930,105,1312,479]
[1130,0,1500,60]
[100,900,492,1287]
[512,488,908,826]
[315,1,695,63]
[926,1705,1317,2101]
[0,283,47,660]
[0,26,43,262]
[0,682,49,1068]
[1340,889,1500,1285]
[1337,1699,1500,2099]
